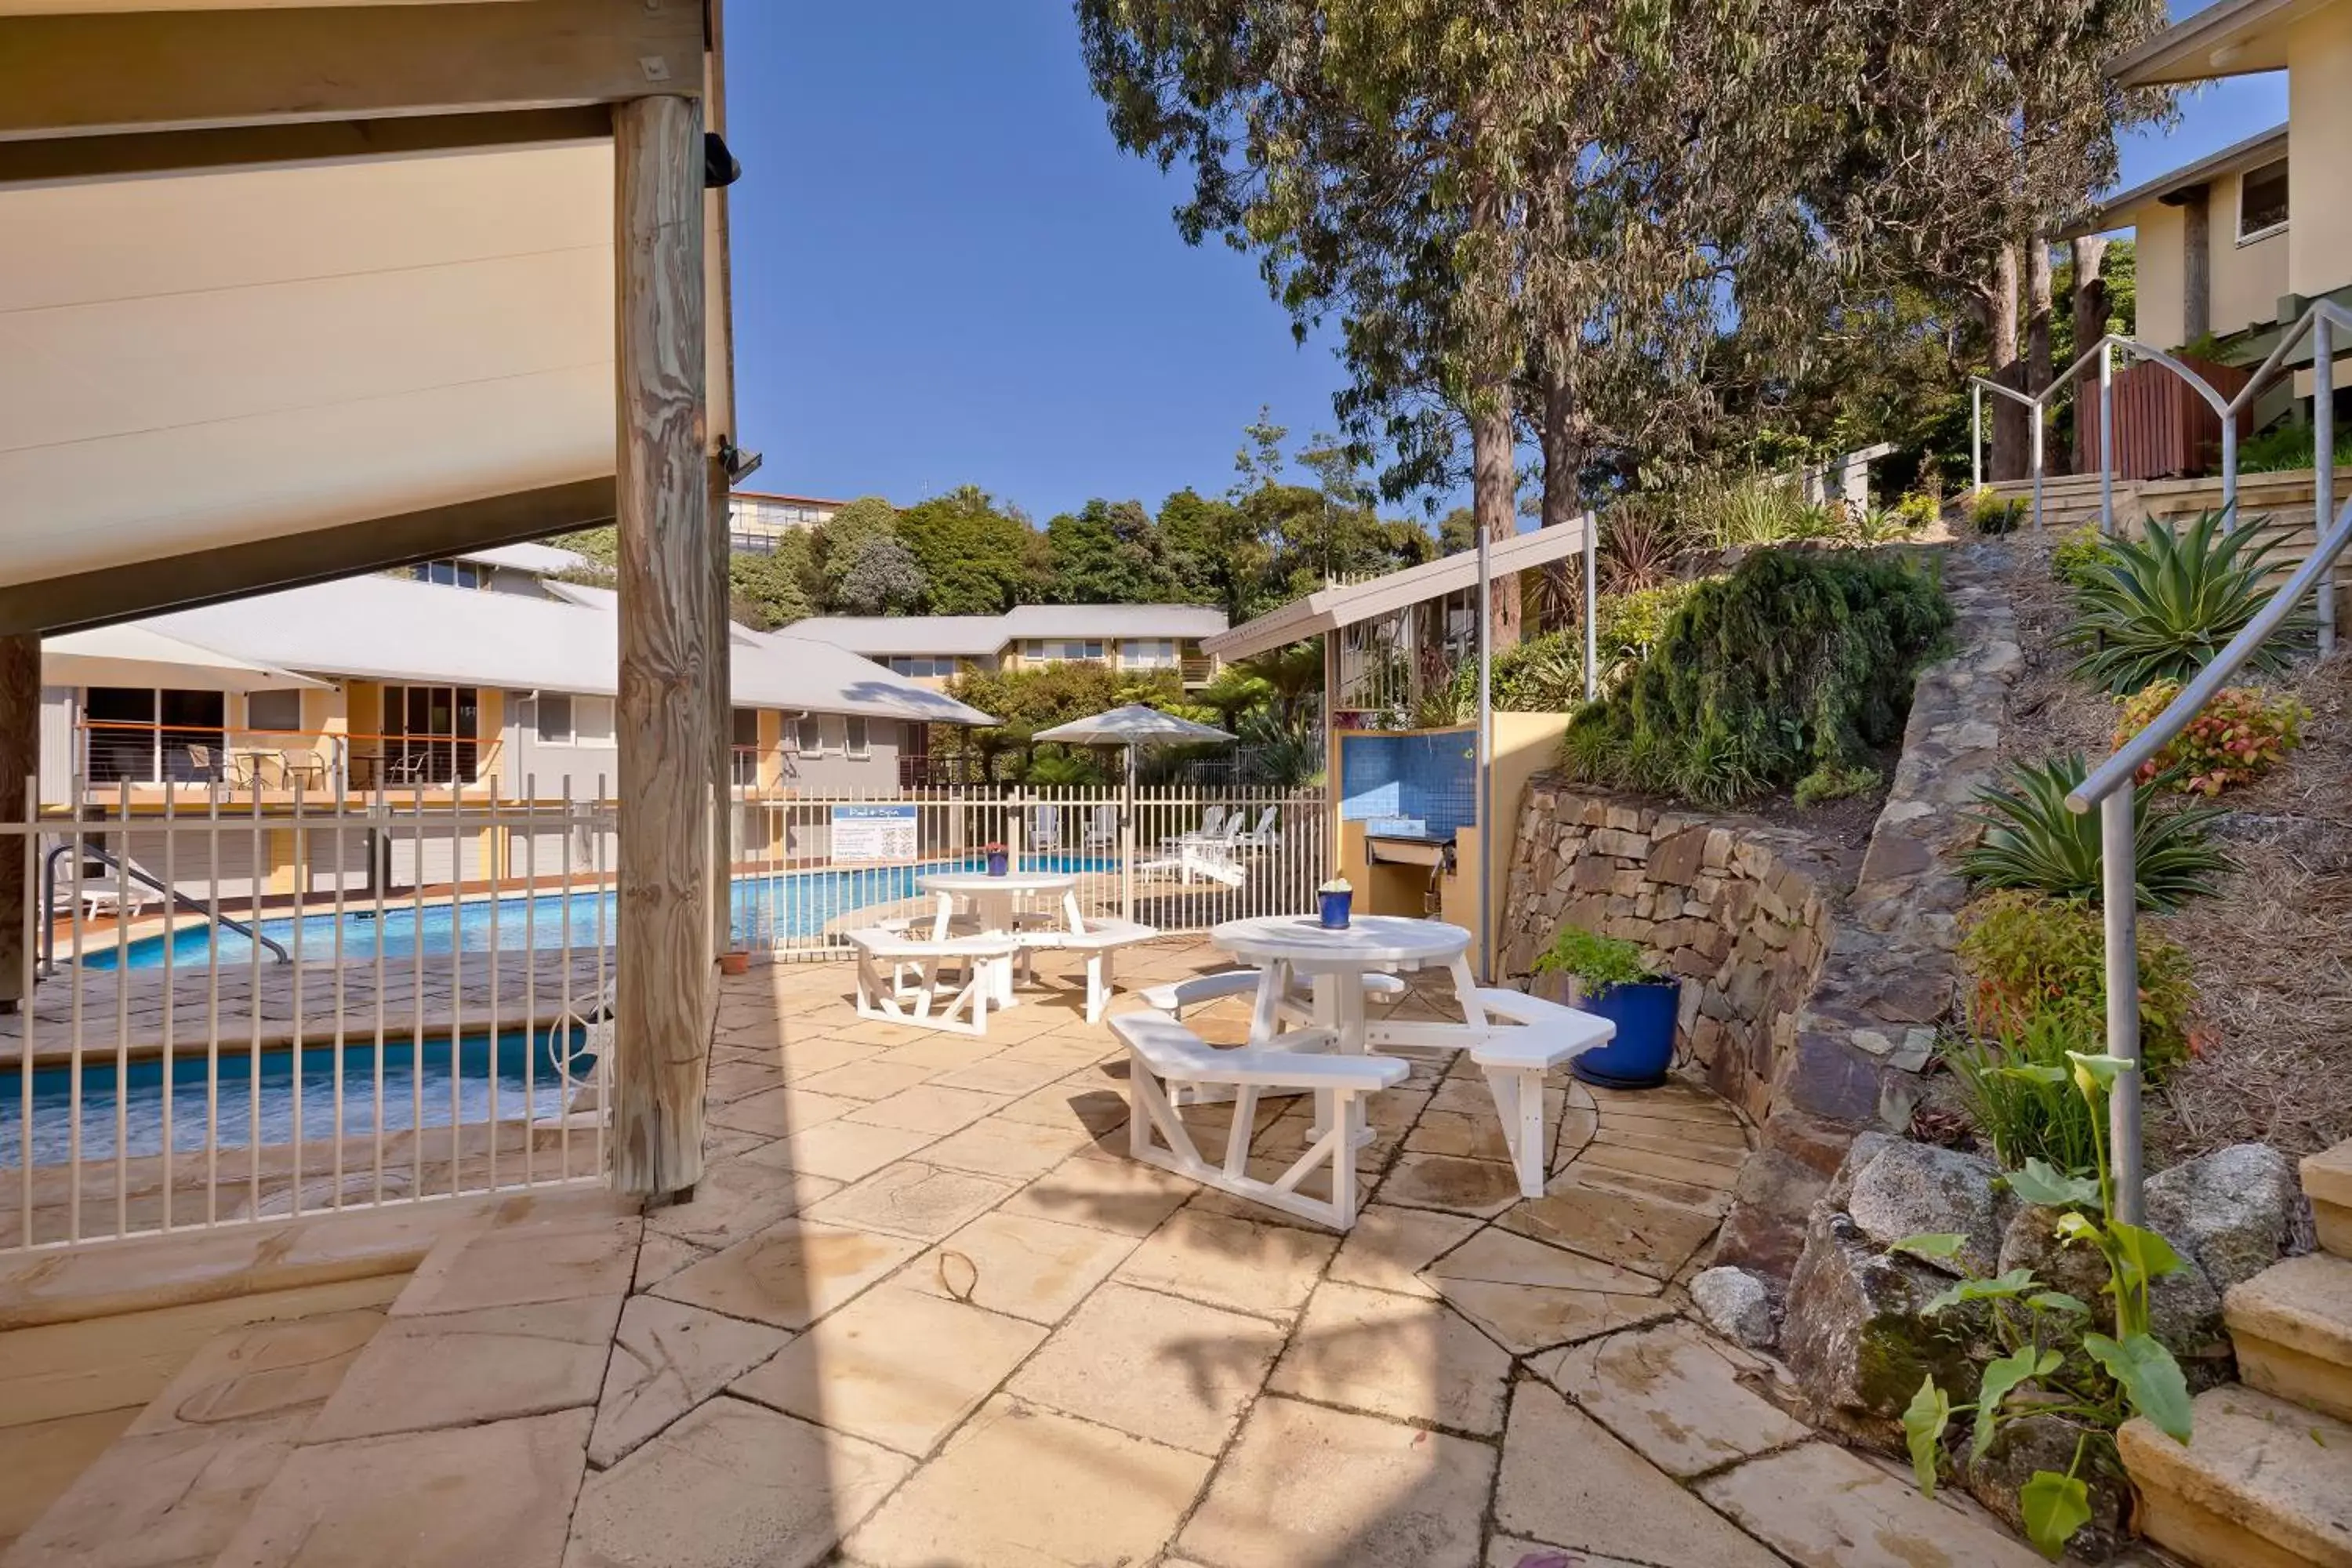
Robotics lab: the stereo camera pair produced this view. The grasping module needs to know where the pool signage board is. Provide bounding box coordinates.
[831,804,919,862]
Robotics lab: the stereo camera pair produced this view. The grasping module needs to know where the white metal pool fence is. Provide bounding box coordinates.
[2,779,1328,1250]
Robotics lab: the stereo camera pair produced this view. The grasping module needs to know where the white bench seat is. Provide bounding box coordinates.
[1051,917,1158,1023]
[1112,1009,1405,1230]
[844,926,1019,1037]
[1140,967,1407,1022]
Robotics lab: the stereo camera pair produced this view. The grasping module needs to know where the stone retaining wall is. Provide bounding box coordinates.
[1497,544,2020,1279]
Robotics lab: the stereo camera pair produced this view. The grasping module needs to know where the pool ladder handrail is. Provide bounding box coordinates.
[38,841,292,976]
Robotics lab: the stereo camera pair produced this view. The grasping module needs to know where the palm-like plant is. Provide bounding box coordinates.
[1958,753,2229,912]
[2061,509,2311,694]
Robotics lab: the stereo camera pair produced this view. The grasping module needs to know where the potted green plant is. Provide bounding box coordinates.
[983,841,1009,877]
[1318,876,1353,929]
[1533,927,1679,1087]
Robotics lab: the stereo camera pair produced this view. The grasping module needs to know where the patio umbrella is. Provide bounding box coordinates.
[1033,706,1235,907]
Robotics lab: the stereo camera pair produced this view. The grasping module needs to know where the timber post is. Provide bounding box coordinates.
[0,634,34,1014]
[612,93,713,1200]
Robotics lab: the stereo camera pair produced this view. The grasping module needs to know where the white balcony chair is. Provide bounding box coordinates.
[1027,804,1063,855]
[1160,804,1225,851]
[1112,1008,1407,1230]
[1232,804,1282,849]
[1367,985,1617,1196]
[844,926,1020,1036]
[1077,804,1120,853]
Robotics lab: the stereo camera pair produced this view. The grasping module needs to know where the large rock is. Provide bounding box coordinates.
[2144,1143,2301,1293]
[1842,1140,2009,1276]
[1784,1210,1983,1447]
[1997,1203,2234,1392]
[1690,1267,1777,1349]
[1962,1412,2133,1562]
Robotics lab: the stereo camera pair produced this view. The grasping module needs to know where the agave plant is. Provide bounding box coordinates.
[1958,753,2229,912]
[2061,508,2312,694]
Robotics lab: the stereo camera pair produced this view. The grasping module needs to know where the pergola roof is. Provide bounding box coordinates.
[2107,0,2324,84]
[1201,519,1595,664]
[0,0,720,637]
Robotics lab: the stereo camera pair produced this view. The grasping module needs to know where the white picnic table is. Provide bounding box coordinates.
[920,869,1080,1006]
[1210,913,1484,1147]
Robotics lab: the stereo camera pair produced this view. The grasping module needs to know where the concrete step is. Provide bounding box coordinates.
[2229,1252,2352,1425]
[2310,1141,2352,1258]
[2118,1384,2352,1568]
[0,1308,383,1566]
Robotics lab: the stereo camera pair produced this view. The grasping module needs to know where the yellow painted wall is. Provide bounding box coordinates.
[2291,4,2352,303]
[2133,201,2185,350]
[474,688,503,789]
[2211,170,2292,338]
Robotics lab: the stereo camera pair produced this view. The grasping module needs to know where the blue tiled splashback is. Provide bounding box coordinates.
[1338,731,1477,837]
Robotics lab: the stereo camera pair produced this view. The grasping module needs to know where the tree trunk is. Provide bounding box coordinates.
[2026,231,2054,471]
[1538,369,1581,531]
[1976,244,2025,482]
[1467,151,1520,650]
[2071,235,2110,474]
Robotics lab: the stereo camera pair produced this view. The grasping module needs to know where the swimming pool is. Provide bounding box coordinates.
[87,852,1115,971]
[0,1025,585,1168]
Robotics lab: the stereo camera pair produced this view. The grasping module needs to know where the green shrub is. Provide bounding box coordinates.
[1944,1016,2104,1175]
[1957,753,2228,912]
[2049,527,2118,590]
[2061,508,2310,694]
[1533,926,1663,989]
[1488,633,1584,713]
[1969,490,2028,535]
[1889,492,1944,532]
[2112,678,2307,797]
[1693,482,1842,550]
[1560,548,1953,808]
[2237,419,2352,474]
[1957,889,2198,1087]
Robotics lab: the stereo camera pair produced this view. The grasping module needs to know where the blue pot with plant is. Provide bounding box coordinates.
[983,842,1009,877]
[1534,927,1678,1088]
[1317,877,1353,929]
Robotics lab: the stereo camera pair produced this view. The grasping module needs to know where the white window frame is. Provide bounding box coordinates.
[572,695,615,746]
[793,713,824,755]
[2238,157,2289,245]
[536,693,575,746]
[846,715,871,757]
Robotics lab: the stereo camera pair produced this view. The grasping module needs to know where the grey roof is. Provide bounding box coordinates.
[785,603,1229,656]
[460,541,594,575]
[1032,706,1234,745]
[128,573,991,726]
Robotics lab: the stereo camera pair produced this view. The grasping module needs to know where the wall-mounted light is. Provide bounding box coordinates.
[704,132,742,189]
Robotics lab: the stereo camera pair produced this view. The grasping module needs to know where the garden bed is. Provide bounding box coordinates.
[1991,528,2352,1163]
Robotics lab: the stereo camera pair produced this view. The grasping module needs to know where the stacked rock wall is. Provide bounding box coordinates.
[1497,546,2020,1277]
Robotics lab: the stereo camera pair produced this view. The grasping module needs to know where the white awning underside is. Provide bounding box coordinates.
[0,134,615,588]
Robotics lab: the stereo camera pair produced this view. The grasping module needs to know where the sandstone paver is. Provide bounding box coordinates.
[738,1120,938,1184]
[1534,1318,1809,1477]
[843,1395,1210,1568]
[997,1149,1196,1236]
[918,1116,1091,1181]
[731,1284,1044,1457]
[587,1298,791,1468]
[1269,1278,1513,1434]
[216,1407,593,1568]
[799,1160,1017,1243]
[394,1214,641,1318]
[650,1218,923,1332]
[1377,1151,1526,1217]
[566,1397,908,1568]
[307,1293,620,1443]
[7,1414,314,1568]
[904,1209,1139,1323]
[1496,1174,1724,1280]
[641,1156,840,1251]
[1177,1394,1495,1568]
[1697,1441,2056,1568]
[705,1085,860,1140]
[844,1084,1008,1134]
[1494,1381,1782,1568]
[1428,1226,1666,1297]
[1112,1207,1340,1322]
[1486,1537,1651,1568]
[1324,1203,1485,1299]
[1007,1280,1284,1454]
[128,1308,383,1433]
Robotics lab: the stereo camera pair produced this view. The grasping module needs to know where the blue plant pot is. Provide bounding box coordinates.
[1318,890,1352,929]
[985,851,1008,877]
[1570,980,1679,1089]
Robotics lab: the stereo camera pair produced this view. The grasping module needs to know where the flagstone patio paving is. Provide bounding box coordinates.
[54,938,2067,1568]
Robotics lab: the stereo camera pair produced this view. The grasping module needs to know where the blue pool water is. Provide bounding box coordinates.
[87,853,1114,971]
[0,1026,585,1167]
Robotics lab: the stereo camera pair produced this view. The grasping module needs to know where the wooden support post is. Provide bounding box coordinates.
[710,453,733,957]
[612,93,712,1201]
[0,635,33,1013]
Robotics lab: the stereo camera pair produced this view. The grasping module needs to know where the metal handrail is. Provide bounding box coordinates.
[38,840,292,975]
[2043,297,2351,1224]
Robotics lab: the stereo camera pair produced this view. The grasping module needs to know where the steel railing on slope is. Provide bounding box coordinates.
[2005,298,2351,1224]
[1969,303,2346,656]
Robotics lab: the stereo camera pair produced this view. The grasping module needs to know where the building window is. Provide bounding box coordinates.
[2240,158,2289,242]
[887,655,956,677]
[1023,638,1105,663]
[732,708,760,786]
[85,687,228,783]
[846,716,871,757]
[382,684,479,784]
[1121,638,1177,670]
[408,559,486,590]
[536,694,573,744]
[246,689,304,733]
[536,694,613,746]
[794,713,823,755]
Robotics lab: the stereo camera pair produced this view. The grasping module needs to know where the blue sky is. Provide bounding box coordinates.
[724,3,2286,523]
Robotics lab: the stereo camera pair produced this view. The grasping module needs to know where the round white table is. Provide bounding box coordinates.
[1210,913,1485,1143]
[920,870,1080,1005]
